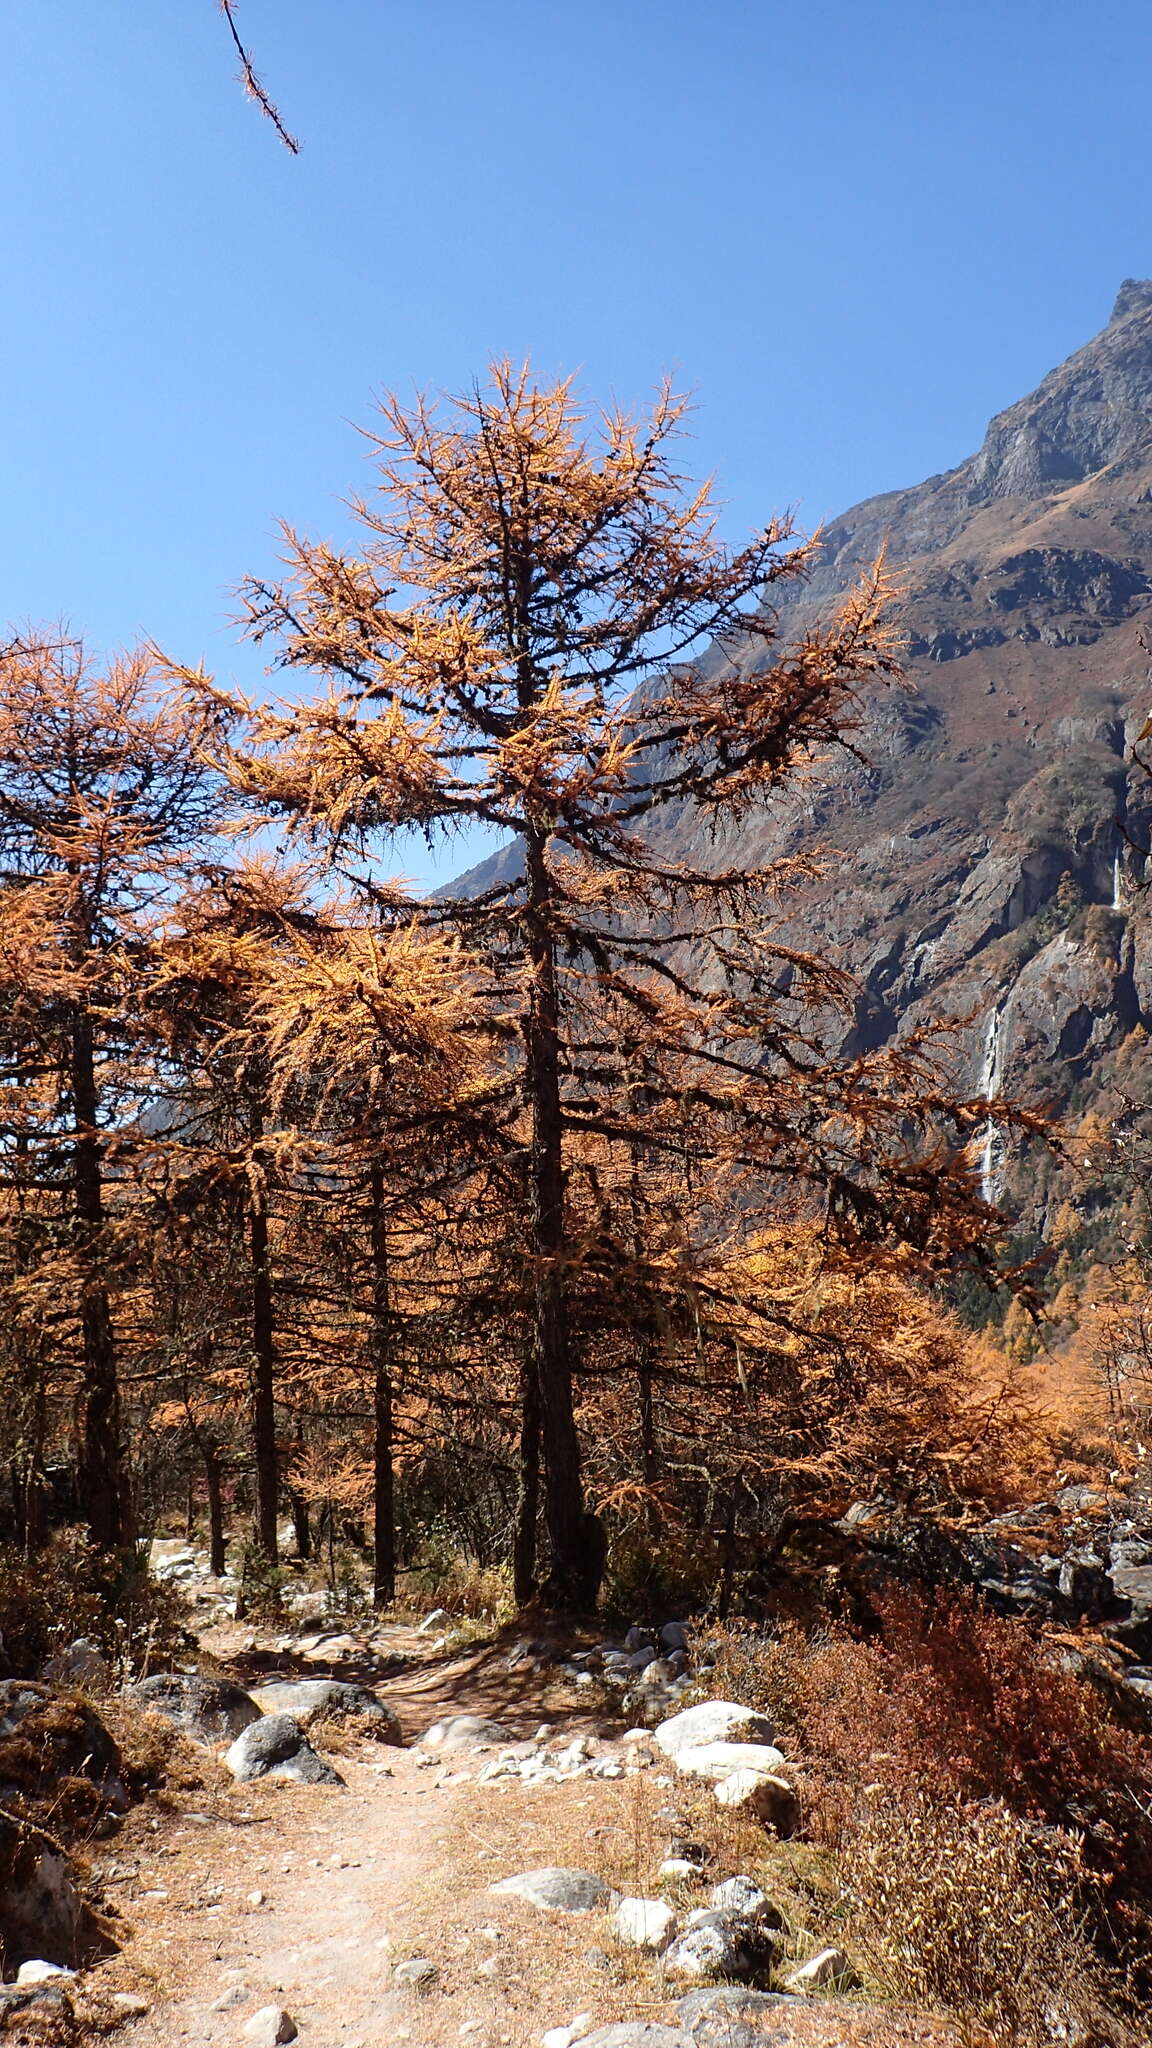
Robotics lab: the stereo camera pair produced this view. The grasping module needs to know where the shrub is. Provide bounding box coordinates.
[842,1792,1139,2047]
[698,1592,1152,2005]
[0,1530,191,1678]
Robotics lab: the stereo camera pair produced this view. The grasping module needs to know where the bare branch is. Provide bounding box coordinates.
[219,0,301,155]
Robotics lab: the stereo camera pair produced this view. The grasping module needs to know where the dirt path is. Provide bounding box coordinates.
[89,1627,956,2048]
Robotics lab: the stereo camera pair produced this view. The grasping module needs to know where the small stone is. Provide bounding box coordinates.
[783,1945,856,1993]
[110,1992,151,2017]
[247,1889,266,1906]
[612,1897,678,1952]
[659,1858,702,1881]
[241,2008,298,2045]
[660,1623,690,1652]
[421,1714,513,1753]
[211,1987,249,2011]
[625,1627,655,1653]
[393,1957,439,1989]
[16,1961,74,1984]
[708,1878,781,1926]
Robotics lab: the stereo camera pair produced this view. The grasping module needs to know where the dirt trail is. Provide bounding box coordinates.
[95,1625,955,2048]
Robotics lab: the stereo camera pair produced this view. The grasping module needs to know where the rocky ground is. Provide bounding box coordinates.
[0,1542,967,2048]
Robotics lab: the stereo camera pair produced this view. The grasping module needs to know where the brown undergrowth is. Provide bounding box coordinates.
[697,1592,1151,2045]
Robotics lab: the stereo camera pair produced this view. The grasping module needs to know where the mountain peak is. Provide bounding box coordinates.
[1110,278,1152,325]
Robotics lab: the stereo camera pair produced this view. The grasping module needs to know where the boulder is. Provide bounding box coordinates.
[40,1640,110,1693]
[420,1713,513,1752]
[0,1810,112,1970]
[672,1742,788,1784]
[252,1679,402,1744]
[130,1672,261,1746]
[675,1987,798,2044]
[654,1703,775,1761]
[714,1771,799,1835]
[0,1683,125,1809]
[611,1897,678,1951]
[224,1714,343,1785]
[490,1867,609,1912]
[661,1911,780,1985]
[660,1623,690,1653]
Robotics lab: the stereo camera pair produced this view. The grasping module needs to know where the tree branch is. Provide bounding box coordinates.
[219,1,301,155]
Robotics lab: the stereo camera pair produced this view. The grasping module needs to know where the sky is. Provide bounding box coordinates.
[3,0,1152,885]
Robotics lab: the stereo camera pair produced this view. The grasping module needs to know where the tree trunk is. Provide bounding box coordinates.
[289,1487,312,1562]
[638,1353,659,1538]
[512,1355,541,1605]
[204,1441,227,1578]
[247,1093,278,1562]
[522,827,589,1608]
[70,1007,128,1551]
[369,1164,395,1609]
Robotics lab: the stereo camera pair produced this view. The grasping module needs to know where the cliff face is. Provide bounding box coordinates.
[456,286,1152,1242]
[656,283,1152,1235]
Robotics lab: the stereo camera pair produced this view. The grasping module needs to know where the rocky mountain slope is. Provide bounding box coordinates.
[459,282,1152,1256]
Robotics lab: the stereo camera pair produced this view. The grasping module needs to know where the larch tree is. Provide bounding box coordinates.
[0,633,228,1552]
[172,363,1012,1608]
[151,857,491,1594]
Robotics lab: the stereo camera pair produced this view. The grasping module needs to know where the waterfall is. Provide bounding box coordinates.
[1113,852,1124,913]
[978,1004,1005,1204]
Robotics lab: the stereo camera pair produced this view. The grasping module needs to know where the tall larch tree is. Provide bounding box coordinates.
[172,364,1012,1607]
[0,633,228,1552]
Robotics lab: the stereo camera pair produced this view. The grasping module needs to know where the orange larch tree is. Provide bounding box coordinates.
[171,364,1014,1607]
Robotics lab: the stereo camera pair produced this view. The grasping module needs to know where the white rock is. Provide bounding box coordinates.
[612,1897,678,1952]
[659,1858,702,1881]
[16,1961,74,1985]
[241,2008,298,2045]
[418,1608,448,1632]
[247,1889,266,1906]
[210,1987,248,2011]
[783,1946,855,1993]
[393,1957,439,1988]
[653,1702,775,1760]
[490,1867,609,1912]
[421,1714,513,1752]
[713,1770,798,1833]
[543,2029,574,2048]
[708,1878,775,1923]
[672,1740,787,1782]
[110,1992,151,2017]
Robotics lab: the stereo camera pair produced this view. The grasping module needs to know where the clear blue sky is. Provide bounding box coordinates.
[3,1,1151,883]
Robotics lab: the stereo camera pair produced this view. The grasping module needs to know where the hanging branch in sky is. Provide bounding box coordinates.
[219,1,301,154]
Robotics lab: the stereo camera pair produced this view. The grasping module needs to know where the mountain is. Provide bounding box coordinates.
[458,285,1152,1255]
